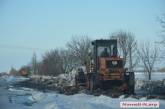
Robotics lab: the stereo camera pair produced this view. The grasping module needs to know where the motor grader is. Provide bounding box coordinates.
[75,39,135,94]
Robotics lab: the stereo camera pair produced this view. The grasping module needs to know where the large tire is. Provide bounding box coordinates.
[128,72,135,94]
[89,79,94,92]
[75,69,86,87]
[89,74,99,92]
[75,76,78,87]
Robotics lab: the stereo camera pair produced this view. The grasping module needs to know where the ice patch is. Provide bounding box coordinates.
[139,97,147,101]
[119,95,125,99]
[8,87,31,96]
[89,95,121,109]
[30,92,46,102]
[44,103,60,109]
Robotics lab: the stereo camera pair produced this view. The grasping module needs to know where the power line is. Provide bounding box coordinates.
[0,44,48,51]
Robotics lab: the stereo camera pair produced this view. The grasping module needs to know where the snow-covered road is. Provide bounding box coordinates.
[0,76,165,109]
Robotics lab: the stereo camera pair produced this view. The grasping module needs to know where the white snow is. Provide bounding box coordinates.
[29,92,46,102]
[1,75,29,84]
[2,86,165,109]
[1,75,165,109]
[30,69,77,86]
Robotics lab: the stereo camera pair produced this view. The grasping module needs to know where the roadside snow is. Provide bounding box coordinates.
[1,75,29,84]
[4,86,165,109]
[29,70,76,87]
[1,75,165,109]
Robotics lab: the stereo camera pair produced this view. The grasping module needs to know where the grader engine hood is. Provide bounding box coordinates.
[99,57,125,80]
[106,60,123,69]
[99,58,124,74]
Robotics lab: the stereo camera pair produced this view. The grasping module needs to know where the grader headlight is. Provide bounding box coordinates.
[90,64,94,73]
[112,61,118,66]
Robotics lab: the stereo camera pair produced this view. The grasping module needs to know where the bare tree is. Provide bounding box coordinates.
[137,43,158,80]
[37,62,45,76]
[31,52,38,75]
[157,14,165,46]
[110,31,138,71]
[41,49,63,76]
[9,67,19,76]
[60,49,76,74]
[157,14,165,60]
[127,35,139,71]
[159,14,165,31]
[67,36,92,66]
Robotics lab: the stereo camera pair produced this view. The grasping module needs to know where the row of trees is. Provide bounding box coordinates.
[18,14,165,80]
[19,31,159,80]
[28,36,91,76]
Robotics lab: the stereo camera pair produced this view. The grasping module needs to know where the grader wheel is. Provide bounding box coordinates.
[89,74,98,92]
[128,72,135,94]
[89,79,94,92]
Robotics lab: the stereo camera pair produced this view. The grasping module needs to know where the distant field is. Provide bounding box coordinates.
[135,72,165,80]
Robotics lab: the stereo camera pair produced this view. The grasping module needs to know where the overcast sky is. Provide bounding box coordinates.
[0,0,165,72]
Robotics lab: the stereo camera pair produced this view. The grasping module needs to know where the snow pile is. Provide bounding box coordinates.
[57,69,77,86]
[135,79,145,90]
[28,69,77,88]
[6,76,28,83]
[8,87,31,95]
[1,74,165,109]
[29,92,46,102]
[32,93,165,109]
[1,83,165,109]
[0,75,29,86]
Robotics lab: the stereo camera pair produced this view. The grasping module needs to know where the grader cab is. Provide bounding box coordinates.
[75,39,134,94]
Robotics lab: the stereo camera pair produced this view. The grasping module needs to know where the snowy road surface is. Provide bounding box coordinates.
[0,76,165,109]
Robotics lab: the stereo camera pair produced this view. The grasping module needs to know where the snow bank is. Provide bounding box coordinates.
[2,85,165,109]
[28,69,76,88]
[1,74,165,109]
[57,69,77,86]
[29,92,46,102]
[0,75,29,84]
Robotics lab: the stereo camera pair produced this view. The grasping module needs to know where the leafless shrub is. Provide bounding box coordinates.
[137,43,158,80]
[110,31,138,71]
[9,67,19,76]
[60,49,76,74]
[30,53,38,75]
[41,49,63,76]
[67,36,92,66]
